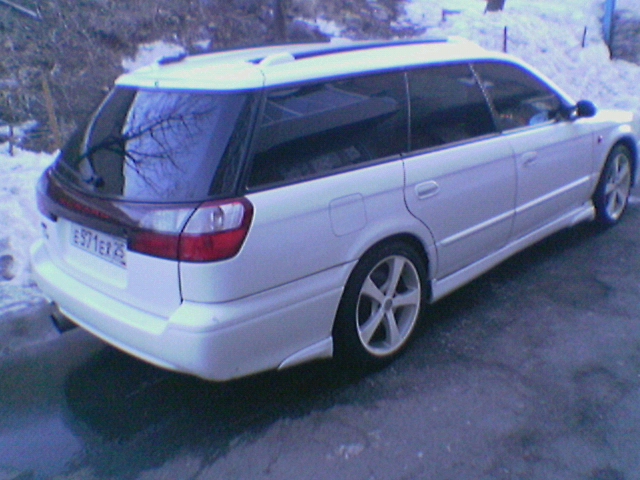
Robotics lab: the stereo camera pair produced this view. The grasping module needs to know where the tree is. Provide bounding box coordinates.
[273,0,289,41]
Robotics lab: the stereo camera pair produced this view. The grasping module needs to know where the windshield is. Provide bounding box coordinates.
[54,87,255,202]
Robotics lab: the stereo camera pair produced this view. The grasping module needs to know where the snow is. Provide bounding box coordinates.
[0,120,38,140]
[121,40,186,72]
[314,18,345,38]
[1,0,640,318]
[0,144,55,314]
[401,0,640,115]
[617,0,639,12]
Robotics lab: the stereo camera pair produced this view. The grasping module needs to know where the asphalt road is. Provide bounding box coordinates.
[1,191,640,480]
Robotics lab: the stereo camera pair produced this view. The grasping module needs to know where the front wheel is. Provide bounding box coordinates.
[333,241,427,367]
[593,144,633,226]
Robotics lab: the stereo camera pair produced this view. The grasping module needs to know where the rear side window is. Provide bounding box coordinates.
[248,72,408,188]
[54,87,256,202]
[407,64,496,151]
[473,61,564,131]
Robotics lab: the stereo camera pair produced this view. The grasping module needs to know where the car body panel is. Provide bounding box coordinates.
[403,134,517,279]
[179,158,434,303]
[37,216,182,318]
[587,109,639,183]
[431,200,596,302]
[32,237,351,381]
[506,119,595,237]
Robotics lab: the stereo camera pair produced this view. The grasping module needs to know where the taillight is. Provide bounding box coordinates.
[128,198,254,262]
[39,168,253,263]
[128,231,180,260]
[179,200,254,262]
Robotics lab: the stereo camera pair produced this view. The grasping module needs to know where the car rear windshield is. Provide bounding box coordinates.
[53,86,256,202]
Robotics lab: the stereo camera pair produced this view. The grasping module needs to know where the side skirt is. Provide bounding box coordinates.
[430,202,595,303]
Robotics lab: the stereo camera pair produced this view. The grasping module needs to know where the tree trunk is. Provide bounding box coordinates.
[273,0,288,42]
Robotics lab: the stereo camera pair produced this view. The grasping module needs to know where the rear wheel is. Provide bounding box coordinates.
[333,241,427,367]
[593,144,633,226]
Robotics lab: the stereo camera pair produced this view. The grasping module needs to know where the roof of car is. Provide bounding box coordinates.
[116,37,500,91]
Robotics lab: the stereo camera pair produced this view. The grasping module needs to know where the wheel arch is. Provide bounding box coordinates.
[592,139,635,226]
[615,136,639,186]
[349,232,434,300]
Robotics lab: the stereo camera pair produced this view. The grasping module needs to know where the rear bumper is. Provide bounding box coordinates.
[31,239,348,381]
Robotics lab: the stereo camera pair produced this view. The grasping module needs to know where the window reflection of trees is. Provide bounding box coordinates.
[77,90,247,201]
[122,92,239,200]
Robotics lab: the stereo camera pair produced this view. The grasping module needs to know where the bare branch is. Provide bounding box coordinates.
[0,0,41,20]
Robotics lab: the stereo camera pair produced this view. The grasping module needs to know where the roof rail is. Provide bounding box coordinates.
[290,37,449,61]
[259,52,296,67]
[158,52,188,65]
[153,37,452,70]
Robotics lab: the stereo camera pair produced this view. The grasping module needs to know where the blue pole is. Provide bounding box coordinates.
[603,0,617,46]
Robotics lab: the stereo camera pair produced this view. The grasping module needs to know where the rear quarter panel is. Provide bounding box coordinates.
[179,160,435,303]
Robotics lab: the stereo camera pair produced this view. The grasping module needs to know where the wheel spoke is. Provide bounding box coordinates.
[382,310,401,347]
[361,276,386,305]
[392,288,421,308]
[359,306,385,345]
[605,181,616,195]
[606,188,617,208]
[385,257,406,296]
[617,163,631,183]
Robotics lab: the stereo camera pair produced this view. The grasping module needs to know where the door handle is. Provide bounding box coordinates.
[520,151,538,167]
[415,181,440,199]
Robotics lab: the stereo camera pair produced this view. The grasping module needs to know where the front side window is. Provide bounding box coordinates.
[248,72,408,188]
[473,61,565,131]
[54,87,255,201]
[407,64,496,151]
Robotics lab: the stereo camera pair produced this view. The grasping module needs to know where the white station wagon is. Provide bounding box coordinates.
[31,37,639,381]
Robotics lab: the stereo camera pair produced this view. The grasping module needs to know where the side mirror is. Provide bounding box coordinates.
[575,100,597,118]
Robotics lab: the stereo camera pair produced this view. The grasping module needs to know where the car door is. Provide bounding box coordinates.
[473,61,594,238]
[403,64,517,279]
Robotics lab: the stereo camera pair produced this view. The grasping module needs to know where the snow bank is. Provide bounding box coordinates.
[0,144,55,314]
[0,145,54,283]
[0,121,38,140]
[402,0,640,116]
[122,41,186,72]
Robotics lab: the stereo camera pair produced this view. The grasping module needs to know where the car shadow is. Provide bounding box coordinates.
[62,344,381,478]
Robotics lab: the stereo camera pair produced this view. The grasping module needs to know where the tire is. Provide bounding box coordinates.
[593,144,633,226]
[333,240,427,367]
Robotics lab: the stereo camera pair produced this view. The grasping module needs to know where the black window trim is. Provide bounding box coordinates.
[242,59,565,193]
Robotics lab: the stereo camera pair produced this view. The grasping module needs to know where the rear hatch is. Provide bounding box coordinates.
[37,86,256,316]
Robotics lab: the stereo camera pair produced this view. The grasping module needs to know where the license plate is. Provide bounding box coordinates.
[70,225,127,268]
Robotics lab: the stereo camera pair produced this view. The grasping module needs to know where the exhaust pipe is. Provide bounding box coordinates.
[50,303,78,333]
